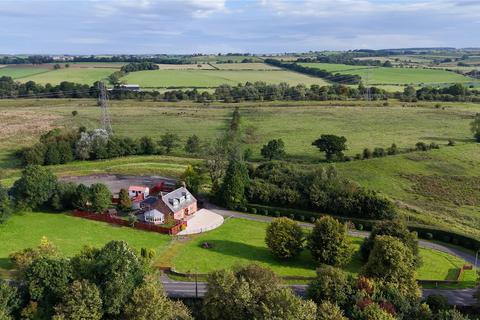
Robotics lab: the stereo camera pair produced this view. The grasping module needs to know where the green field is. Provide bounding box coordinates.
[1,99,480,237]
[23,67,117,85]
[2,99,476,162]
[0,66,51,79]
[0,211,171,271]
[213,63,280,70]
[300,63,476,85]
[0,214,471,285]
[169,218,469,281]
[121,69,329,88]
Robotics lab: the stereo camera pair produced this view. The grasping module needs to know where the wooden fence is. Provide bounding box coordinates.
[72,210,186,235]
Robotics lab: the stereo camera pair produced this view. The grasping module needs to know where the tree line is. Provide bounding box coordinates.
[2,73,479,102]
[264,59,362,84]
[18,127,202,167]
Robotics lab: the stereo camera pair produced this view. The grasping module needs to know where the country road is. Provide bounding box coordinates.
[190,202,479,306]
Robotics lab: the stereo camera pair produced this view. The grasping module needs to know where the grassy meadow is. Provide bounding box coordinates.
[0,64,117,85]
[121,69,329,88]
[0,65,51,79]
[300,63,477,85]
[1,98,480,237]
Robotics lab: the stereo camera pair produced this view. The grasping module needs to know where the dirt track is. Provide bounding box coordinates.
[60,174,176,194]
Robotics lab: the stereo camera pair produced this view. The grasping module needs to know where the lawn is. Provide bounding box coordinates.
[300,63,477,85]
[0,211,172,272]
[121,69,329,88]
[168,218,470,282]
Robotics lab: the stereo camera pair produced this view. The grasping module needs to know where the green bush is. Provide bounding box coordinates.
[357,224,364,231]
[263,209,269,216]
[249,207,257,214]
[288,214,295,220]
[425,233,433,240]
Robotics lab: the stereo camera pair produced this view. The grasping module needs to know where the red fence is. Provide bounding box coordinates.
[72,210,186,235]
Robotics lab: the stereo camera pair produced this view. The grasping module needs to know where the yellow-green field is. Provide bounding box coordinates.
[121,69,329,88]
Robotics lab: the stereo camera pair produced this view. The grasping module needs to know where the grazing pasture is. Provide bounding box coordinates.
[213,62,281,70]
[300,63,476,85]
[22,67,117,85]
[0,99,479,237]
[0,65,51,79]
[121,69,329,88]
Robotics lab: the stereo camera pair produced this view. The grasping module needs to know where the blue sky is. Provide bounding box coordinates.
[0,0,479,54]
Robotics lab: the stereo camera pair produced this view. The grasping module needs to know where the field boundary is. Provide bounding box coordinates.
[72,209,186,235]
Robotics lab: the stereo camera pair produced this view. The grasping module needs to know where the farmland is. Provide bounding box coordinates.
[300,63,477,86]
[0,63,118,85]
[121,68,329,88]
[0,99,479,237]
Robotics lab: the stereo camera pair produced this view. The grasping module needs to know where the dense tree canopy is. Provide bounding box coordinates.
[11,165,58,209]
[202,264,316,320]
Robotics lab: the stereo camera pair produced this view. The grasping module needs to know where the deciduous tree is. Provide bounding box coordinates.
[53,280,103,320]
[11,165,58,209]
[308,216,352,266]
[312,135,347,161]
[265,217,304,259]
[261,139,286,160]
[158,132,180,154]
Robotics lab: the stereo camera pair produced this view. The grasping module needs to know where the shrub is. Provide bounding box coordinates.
[299,215,305,221]
[357,223,364,231]
[425,233,433,240]
[429,142,439,149]
[309,217,316,223]
[363,148,372,159]
[447,139,456,146]
[249,207,257,214]
[415,142,428,151]
[288,214,295,220]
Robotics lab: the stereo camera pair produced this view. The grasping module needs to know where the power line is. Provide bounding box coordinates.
[97,81,113,134]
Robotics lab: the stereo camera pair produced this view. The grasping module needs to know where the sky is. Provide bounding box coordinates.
[0,0,479,54]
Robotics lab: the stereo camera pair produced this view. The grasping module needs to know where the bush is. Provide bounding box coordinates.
[357,223,364,231]
[288,214,295,220]
[447,139,456,146]
[309,217,316,223]
[249,207,257,214]
[425,233,433,240]
[299,215,305,221]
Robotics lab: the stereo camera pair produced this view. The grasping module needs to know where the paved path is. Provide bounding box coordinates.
[200,202,479,306]
[162,274,477,306]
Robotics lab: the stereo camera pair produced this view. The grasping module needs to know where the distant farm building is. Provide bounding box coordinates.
[117,84,140,91]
